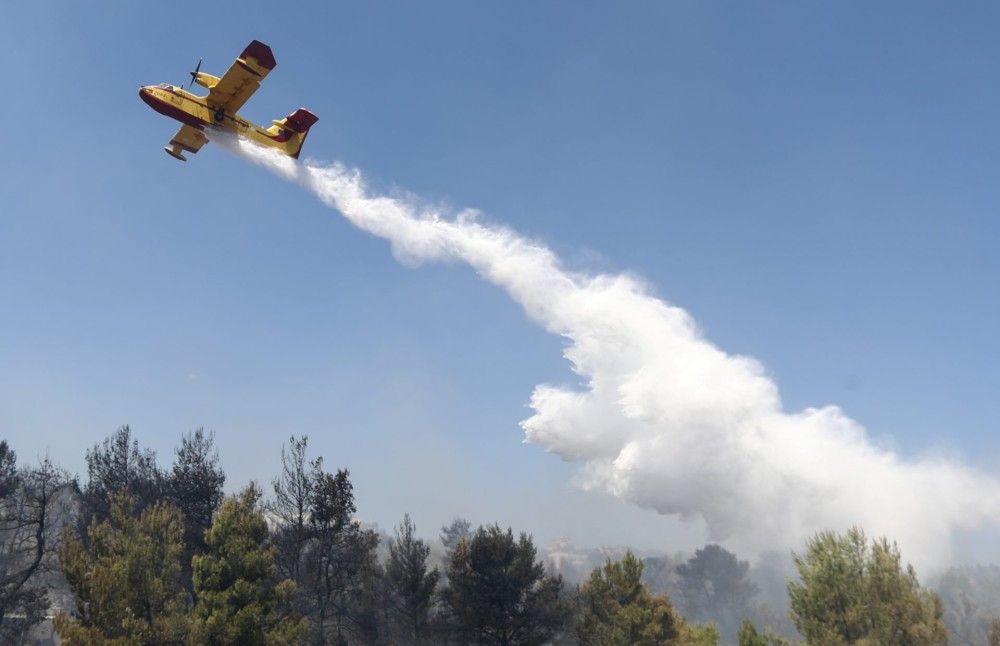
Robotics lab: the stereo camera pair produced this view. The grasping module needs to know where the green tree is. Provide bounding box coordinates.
[385,514,439,644]
[737,618,790,646]
[55,492,189,644]
[190,485,306,645]
[788,527,947,646]
[167,428,225,595]
[578,551,719,646]
[442,524,567,645]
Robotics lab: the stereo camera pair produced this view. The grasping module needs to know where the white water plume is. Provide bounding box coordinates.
[222,135,1000,571]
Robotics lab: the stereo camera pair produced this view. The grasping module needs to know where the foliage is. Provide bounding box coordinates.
[385,513,439,644]
[578,551,679,645]
[300,466,381,644]
[788,527,947,646]
[190,485,307,645]
[0,443,68,641]
[675,544,758,641]
[167,428,225,584]
[440,517,472,555]
[578,551,719,646]
[83,426,163,526]
[737,618,792,646]
[55,492,189,644]
[442,524,567,645]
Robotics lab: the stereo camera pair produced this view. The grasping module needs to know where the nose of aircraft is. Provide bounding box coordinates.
[138,85,156,110]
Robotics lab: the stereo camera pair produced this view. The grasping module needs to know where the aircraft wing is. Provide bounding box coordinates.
[206,40,276,114]
[165,125,208,161]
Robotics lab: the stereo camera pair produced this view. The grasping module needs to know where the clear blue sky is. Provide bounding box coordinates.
[2,2,998,556]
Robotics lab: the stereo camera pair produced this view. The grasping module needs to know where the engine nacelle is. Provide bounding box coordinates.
[192,72,220,90]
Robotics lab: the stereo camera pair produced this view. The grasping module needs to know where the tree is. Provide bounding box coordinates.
[788,527,947,645]
[442,524,567,646]
[83,425,163,526]
[989,617,1000,646]
[440,517,472,555]
[675,544,758,641]
[737,619,790,646]
[271,435,315,585]
[0,444,69,641]
[578,551,680,645]
[578,551,719,646]
[0,442,16,499]
[55,492,189,643]
[167,428,225,595]
[301,466,381,644]
[190,485,307,645]
[935,564,1000,645]
[385,514,439,644]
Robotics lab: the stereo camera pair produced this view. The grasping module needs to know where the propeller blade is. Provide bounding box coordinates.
[188,58,202,88]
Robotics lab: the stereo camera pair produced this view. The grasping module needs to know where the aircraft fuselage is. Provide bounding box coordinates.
[139,84,288,149]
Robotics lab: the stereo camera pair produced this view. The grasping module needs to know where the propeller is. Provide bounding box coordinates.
[188,58,202,88]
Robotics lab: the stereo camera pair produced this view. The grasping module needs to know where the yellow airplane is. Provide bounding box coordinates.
[139,40,317,161]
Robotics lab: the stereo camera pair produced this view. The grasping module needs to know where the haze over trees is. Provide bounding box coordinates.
[0,428,996,644]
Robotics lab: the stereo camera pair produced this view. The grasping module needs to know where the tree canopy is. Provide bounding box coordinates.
[788,527,947,646]
[56,492,189,643]
[578,551,719,646]
[190,485,307,645]
[443,524,567,646]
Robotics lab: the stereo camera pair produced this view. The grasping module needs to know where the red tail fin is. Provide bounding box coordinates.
[284,108,319,134]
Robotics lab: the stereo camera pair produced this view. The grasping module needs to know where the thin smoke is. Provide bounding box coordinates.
[220,134,1000,571]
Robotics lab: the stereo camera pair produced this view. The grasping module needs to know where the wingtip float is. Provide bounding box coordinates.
[139,40,318,162]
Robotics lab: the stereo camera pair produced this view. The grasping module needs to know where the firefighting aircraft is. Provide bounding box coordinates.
[139,40,318,161]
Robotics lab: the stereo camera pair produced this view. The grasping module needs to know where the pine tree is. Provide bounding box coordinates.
[55,492,189,643]
[385,514,439,644]
[577,551,719,646]
[190,485,307,645]
[675,544,758,641]
[788,527,947,645]
[442,524,567,645]
[83,425,163,525]
[737,619,790,646]
[271,435,315,584]
[167,428,225,595]
[301,467,381,644]
[440,517,471,555]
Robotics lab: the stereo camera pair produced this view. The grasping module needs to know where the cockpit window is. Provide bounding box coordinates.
[157,83,172,89]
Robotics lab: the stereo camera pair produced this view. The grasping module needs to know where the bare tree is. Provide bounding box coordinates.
[0,442,70,640]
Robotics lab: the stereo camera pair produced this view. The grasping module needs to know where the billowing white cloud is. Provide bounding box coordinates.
[225,136,1000,572]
